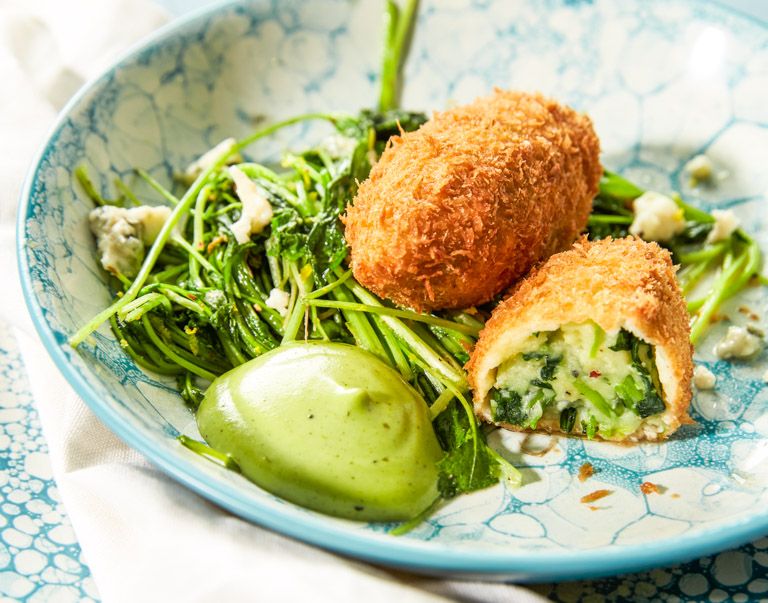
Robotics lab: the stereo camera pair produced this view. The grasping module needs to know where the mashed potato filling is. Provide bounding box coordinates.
[490,322,667,439]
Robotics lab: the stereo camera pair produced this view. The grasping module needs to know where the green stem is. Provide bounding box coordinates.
[679,252,724,296]
[371,315,412,382]
[690,248,751,344]
[141,315,217,381]
[379,0,419,112]
[378,1,399,113]
[304,269,353,300]
[114,178,141,207]
[178,436,239,471]
[236,113,344,152]
[75,165,114,206]
[389,496,442,536]
[136,168,180,205]
[171,234,220,276]
[304,299,480,337]
[429,388,455,420]
[679,240,729,264]
[190,185,211,286]
[722,241,761,300]
[329,285,390,362]
[587,215,634,225]
[574,379,615,418]
[71,157,225,347]
[341,271,466,388]
[159,287,208,316]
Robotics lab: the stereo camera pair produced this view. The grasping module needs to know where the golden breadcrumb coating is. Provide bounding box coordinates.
[466,236,694,442]
[342,89,602,312]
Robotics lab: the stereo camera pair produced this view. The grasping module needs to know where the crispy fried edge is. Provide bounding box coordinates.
[343,90,602,312]
[466,236,694,442]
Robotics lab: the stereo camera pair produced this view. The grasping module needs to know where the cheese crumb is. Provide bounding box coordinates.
[684,154,713,185]
[229,166,274,244]
[714,325,764,360]
[89,205,172,277]
[265,288,290,316]
[204,289,227,309]
[693,365,716,389]
[629,191,686,242]
[185,138,242,180]
[706,209,740,244]
[319,134,358,159]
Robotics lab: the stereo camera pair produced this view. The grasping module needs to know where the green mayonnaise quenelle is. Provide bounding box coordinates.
[195,341,443,521]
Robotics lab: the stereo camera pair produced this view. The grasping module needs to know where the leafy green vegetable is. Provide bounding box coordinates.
[607,330,666,419]
[434,400,499,499]
[590,323,604,358]
[560,407,577,433]
[521,349,561,381]
[490,389,524,425]
[608,328,633,353]
[581,415,599,439]
[588,170,767,344]
[573,379,614,418]
[539,355,561,381]
[73,0,768,533]
[490,386,552,429]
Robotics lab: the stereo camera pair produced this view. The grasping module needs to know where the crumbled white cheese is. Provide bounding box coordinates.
[706,209,740,244]
[319,134,358,159]
[185,138,242,180]
[763,368,768,384]
[265,288,290,316]
[629,191,686,242]
[684,154,713,184]
[204,289,227,309]
[714,325,764,360]
[89,205,172,277]
[229,166,273,244]
[693,365,716,390]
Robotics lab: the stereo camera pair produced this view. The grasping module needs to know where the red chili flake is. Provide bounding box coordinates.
[188,294,197,300]
[589,370,601,378]
[580,489,611,503]
[640,482,660,495]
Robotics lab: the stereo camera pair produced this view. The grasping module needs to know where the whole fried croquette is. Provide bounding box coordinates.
[466,237,694,443]
[342,89,602,312]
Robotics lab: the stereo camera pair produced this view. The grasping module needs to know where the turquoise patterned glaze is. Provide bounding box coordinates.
[17,0,768,581]
[0,318,97,601]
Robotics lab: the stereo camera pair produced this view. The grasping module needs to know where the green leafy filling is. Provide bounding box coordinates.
[491,329,666,437]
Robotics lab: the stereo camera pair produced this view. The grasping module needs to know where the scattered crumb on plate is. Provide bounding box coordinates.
[581,489,612,503]
[640,482,660,495]
[578,463,594,482]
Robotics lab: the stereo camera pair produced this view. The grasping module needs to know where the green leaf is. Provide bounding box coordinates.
[560,407,577,433]
[436,435,498,499]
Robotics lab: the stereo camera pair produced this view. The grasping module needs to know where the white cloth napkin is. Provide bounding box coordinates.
[2,1,550,601]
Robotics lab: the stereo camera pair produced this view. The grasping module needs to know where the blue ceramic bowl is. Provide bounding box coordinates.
[18,0,768,581]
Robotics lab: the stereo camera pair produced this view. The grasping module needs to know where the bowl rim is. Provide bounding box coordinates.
[16,0,768,582]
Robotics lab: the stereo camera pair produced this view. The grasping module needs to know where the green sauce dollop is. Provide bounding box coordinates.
[196,342,443,521]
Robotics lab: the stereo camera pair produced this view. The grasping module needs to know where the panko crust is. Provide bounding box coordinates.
[466,236,694,442]
[342,89,602,312]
